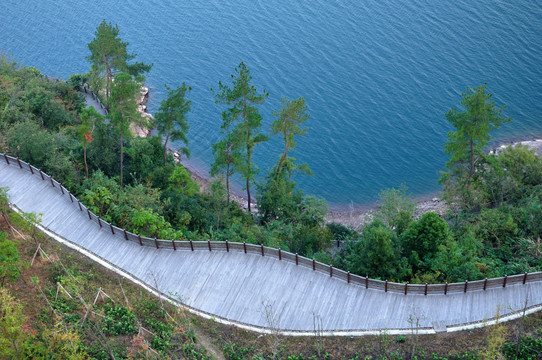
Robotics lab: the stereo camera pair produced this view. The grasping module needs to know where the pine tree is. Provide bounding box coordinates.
[155,83,191,165]
[213,62,268,212]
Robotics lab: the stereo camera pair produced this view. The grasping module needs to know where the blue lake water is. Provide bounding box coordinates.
[1,1,541,209]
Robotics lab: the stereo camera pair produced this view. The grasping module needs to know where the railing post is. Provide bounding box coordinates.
[523,273,528,284]
[138,235,142,246]
[226,240,229,252]
[172,240,176,251]
[444,282,448,295]
[3,154,9,165]
[68,192,73,202]
[464,280,468,293]
[243,242,247,253]
[503,275,508,288]
[385,280,388,293]
[329,265,333,277]
[16,157,22,168]
[123,229,128,240]
[208,240,212,251]
[404,283,408,295]
[29,164,34,174]
[39,169,44,180]
[59,184,64,195]
[483,278,487,290]
[278,249,282,260]
[97,217,102,228]
[295,253,299,265]
[365,275,369,289]
[50,175,54,187]
[260,244,264,256]
[87,209,91,220]
[109,223,114,235]
[312,259,316,271]
[154,238,159,249]
[424,283,428,296]
[190,240,194,251]
[347,271,350,284]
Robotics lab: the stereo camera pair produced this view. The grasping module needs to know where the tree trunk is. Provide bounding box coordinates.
[468,138,474,189]
[119,104,125,187]
[276,141,289,178]
[164,130,170,165]
[84,142,89,178]
[246,134,252,213]
[226,163,231,207]
[105,58,112,100]
[120,131,124,187]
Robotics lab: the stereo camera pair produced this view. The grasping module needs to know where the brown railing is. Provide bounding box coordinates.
[2,152,542,295]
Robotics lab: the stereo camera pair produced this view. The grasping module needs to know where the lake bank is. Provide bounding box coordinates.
[171,137,542,229]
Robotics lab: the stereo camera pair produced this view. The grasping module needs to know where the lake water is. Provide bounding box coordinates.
[1,0,541,209]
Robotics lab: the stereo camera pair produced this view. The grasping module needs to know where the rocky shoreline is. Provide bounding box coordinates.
[130,86,153,138]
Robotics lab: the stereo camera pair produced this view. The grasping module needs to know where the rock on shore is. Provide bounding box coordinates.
[130,86,153,138]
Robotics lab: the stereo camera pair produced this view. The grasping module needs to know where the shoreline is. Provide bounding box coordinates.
[137,87,542,229]
[173,137,542,229]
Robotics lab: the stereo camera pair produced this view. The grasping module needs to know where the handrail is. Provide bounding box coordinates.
[2,152,541,295]
[81,84,108,115]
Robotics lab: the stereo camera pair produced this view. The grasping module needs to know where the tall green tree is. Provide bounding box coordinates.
[78,107,104,178]
[271,96,311,177]
[210,133,242,206]
[213,62,268,212]
[155,83,191,165]
[440,84,511,208]
[108,72,145,186]
[87,20,151,100]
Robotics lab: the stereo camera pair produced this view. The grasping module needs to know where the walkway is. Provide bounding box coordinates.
[1,156,541,335]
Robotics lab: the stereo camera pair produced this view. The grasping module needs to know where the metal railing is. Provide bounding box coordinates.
[2,152,542,295]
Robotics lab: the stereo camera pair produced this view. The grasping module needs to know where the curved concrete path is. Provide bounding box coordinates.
[1,159,541,335]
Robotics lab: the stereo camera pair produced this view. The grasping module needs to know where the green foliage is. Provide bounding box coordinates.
[271,96,311,177]
[210,133,243,206]
[182,343,210,360]
[502,335,542,360]
[101,303,137,336]
[109,71,146,186]
[87,20,151,99]
[345,219,400,280]
[0,288,27,358]
[441,84,511,211]
[7,119,56,169]
[155,82,191,164]
[129,208,183,239]
[400,212,453,275]
[223,343,254,360]
[78,106,105,178]
[0,232,22,285]
[213,61,268,212]
[167,165,200,197]
[124,136,165,185]
[377,184,416,235]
